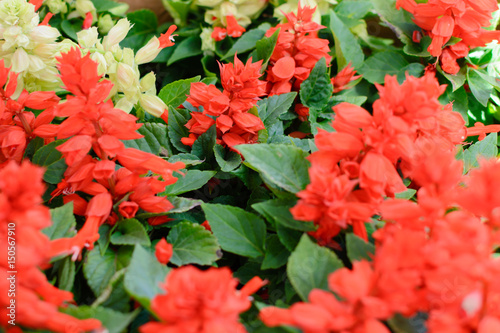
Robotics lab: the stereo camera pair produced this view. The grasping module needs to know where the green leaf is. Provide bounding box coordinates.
[44,202,76,240]
[346,233,375,262]
[299,58,333,110]
[334,1,373,20]
[159,76,200,108]
[167,221,221,266]
[359,51,411,84]
[237,144,310,193]
[222,27,267,60]
[252,199,316,231]
[93,0,127,13]
[62,306,138,333]
[439,85,468,125]
[169,196,204,213]
[257,92,297,128]
[121,10,158,51]
[276,224,302,251]
[467,68,493,107]
[462,133,498,173]
[439,65,467,91]
[191,125,216,161]
[255,28,280,71]
[162,0,192,26]
[329,10,364,70]
[214,144,242,172]
[167,36,203,65]
[83,244,118,295]
[32,139,68,184]
[124,245,170,310]
[60,19,81,40]
[370,0,417,38]
[202,203,266,258]
[403,36,432,57]
[110,219,151,246]
[262,235,290,270]
[396,63,425,82]
[57,256,76,291]
[162,170,216,196]
[167,106,191,152]
[168,153,203,166]
[287,234,344,300]
[124,122,172,156]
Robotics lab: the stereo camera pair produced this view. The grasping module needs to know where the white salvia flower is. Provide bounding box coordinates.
[89,52,107,75]
[139,94,167,118]
[115,96,136,113]
[200,27,215,52]
[28,54,45,72]
[77,27,99,49]
[116,62,137,90]
[135,36,161,65]
[30,25,61,44]
[11,47,29,72]
[140,72,156,93]
[102,18,131,51]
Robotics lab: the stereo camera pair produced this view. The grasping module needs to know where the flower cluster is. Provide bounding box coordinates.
[182,55,267,148]
[0,59,60,166]
[261,105,500,333]
[47,48,184,258]
[74,19,177,117]
[140,266,265,333]
[396,0,500,74]
[291,72,467,246]
[0,161,102,332]
[264,4,332,119]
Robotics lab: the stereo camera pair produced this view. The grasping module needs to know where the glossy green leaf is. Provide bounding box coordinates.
[299,58,333,110]
[202,203,266,258]
[110,219,151,246]
[346,233,375,262]
[167,222,221,266]
[162,170,216,196]
[287,234,344,300]
[44,202,76,240]
[159,76,200,108]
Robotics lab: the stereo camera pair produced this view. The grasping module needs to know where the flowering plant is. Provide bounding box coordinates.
[1,0,500,332]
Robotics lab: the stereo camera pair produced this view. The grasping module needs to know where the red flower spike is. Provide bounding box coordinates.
[140,266,264,333]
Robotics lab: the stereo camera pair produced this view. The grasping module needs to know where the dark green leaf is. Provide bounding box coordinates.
[359,51,410,83]
[121,10,158,51]
[83,244,117,295]
[44,202,76,240]
[123,122,171,156]
[44,159,67,184]
[214,144,242,172]
[110,219,151,246]
[62,306,138,333]
[167,106,191,152]
[60,19,81,40]
[255,28,280,71]
[467,68,493,106]
[32,139,64,166]
[287,234,344,300]
[167,221,221,266]
[262,235,290,270]
[237,144,310,193]
[276,224,302,252]
[461,133,498,173]
[258,92,297,127]
[167,36,203,65]
[162,170,216,196]
[124,245,170,310]
[252,199,316,231]
[346,233,375,262]
[329,10,364,70]
[169,196,204,213]
[299,58,333,110]
[57,257,76,291]
[371,0,418,38]
[439,65,467,91]
[202,203,266,258]
[191,125,216,161]
[439,85,468,124]
[159,76,200,108]
[222,27,267,60]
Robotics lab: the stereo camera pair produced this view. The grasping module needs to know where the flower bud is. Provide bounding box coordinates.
[115,97,135,113]
[116,62,137,89]
[97,14,114,34]
[75,0,96,17]
[77,27,99,48]
[30,25,60,43]
[12,48,29,72]
[102,18,130,50]
[140,72,156,93]
[135,36,161,65]
[46,0,67,14]
[200,27,216,51]
[140,94,167,117]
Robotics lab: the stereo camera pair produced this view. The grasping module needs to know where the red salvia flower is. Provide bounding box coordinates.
[140,266,265,333]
